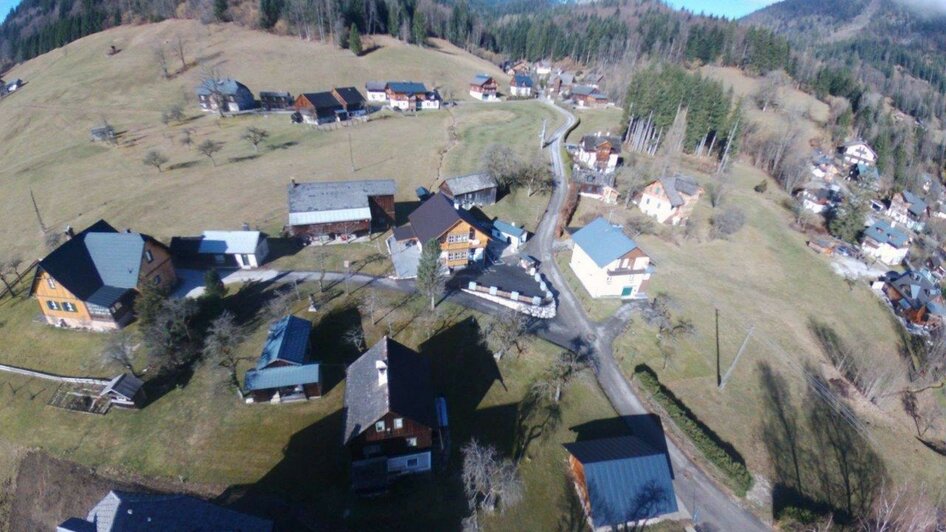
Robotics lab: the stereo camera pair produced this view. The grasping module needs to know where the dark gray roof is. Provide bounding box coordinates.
[901,190,928,217]
[657,176,702,208]
[571,85,604,97]
[365,81,387,91]
[442,173,498,196]
[101,373,144,401]
[58,517,96,532]
[405,193,485,243]
[196,78,250,97]
[563,436,678,527]
[343,337,435,444]
[471,74,493,86]
[387,81,428,95]
[34,220,159,307]
[259,91,291,98]
[256,315,312,369]
[76,490,273,531]
[888,270,946,316]
[574,169,615,188]
[334,86,366,107]
[580,134,621,152]
[299,91,343,117]
[288,179,396,213]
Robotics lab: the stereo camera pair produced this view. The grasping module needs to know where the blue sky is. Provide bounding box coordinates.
[0,0,18,23]
[667,0,780,19]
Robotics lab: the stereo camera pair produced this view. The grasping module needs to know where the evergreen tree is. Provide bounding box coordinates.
[828,198,866,244]
[203,268,227,300]
[135,283,168,327]
[259,0,282,29]
[349,25,362,56]
[412,10,427,46]
[415,238,445,311]
[213,0,229,22]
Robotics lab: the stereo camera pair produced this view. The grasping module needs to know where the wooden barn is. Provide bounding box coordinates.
[287,179,396,242]
[439,172,498,207]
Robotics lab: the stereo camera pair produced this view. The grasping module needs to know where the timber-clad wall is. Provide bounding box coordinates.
[351,411,433,460]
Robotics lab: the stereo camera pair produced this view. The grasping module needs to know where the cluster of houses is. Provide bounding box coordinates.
[365,81,442,110]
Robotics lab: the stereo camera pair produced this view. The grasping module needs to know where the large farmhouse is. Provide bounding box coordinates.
[196,78,256,112]
[570,217,652,299]
[343,337,446,493]
[287,179,396,242]
[884,269,946,330]
[469,74,499,101]
[31,220,177,331]
[838,140,877,167]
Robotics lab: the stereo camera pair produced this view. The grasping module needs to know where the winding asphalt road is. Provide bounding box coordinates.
[529,100,769,531]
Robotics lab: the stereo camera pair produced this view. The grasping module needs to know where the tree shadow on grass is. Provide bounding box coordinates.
[758,361,886,525]
[261,237,305,265]
[167,160,200,171]
[269,140,298,151]
[228,154,260,164]
[310,304,365,366]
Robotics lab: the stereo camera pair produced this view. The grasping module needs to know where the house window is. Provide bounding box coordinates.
[448,251,467,262]
[46,277,56,289]
[446,233,468,244]
[375,420,386,432]
[46,300,61,311]
[394,418,404,430]
[469,227,476,240]
[144,249,154,263]
[240,254,251,266]
[62,302,77,312]
[407,458,418,467]
[407,437,418,447]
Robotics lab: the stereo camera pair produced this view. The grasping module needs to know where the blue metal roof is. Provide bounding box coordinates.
[244,364,320,391]
[572,217,639,268]
[79,490,273,531]
[256,316,312,369]
[863,219,909,248]
[196,78,249,96]
[564,436,678,527]
[901,190,928,217]
[513,73,534,87]
[493,219,526,238]
[387,81,428,94]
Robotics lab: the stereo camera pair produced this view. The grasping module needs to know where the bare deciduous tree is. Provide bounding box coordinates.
[153,45,169,79]
[103,330,137,375]
[143,150,169,173]
[203,311,246,391]
[461,438,524,529]
[242,126,269,153]
[861,481,938,532]
[197,139,224,166]
[343,326,366,352]
[484,309,528,358]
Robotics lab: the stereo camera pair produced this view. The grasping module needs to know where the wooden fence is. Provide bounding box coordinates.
[0,259,38,300]
[0,363,110,386]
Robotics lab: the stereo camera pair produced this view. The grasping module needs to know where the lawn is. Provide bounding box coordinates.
[0,20,511,259]
[568,107,626,142]
[0,272,625,529]
[595,157,946,510]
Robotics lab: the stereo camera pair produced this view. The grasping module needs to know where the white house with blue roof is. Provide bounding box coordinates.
[491,219,528,252]
[569,217,652,299]
[243,315,321,403]
[861,219,910,265]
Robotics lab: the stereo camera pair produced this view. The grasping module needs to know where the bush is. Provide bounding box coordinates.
[634,364,753,495]
[754,179,768,193]
[710,207,746,239]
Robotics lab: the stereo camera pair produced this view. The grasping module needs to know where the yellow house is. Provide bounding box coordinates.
[392,193,490,270]
[30,220,177,331]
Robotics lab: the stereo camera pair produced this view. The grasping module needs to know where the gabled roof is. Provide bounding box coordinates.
[99,373,143,401]
[901,190,928,217]
[34,220,159,307]
[471,74,494,86]
[512,73,533,87]
[571,85,606,98]
[259,90,291,98]
[343,337,435,444]
[287,179,396,226]
[72,490,273,531]
[888,269,946,316]
[580,134,621,152]
[244,364,320,392]
[196,78,250,97]
[334,86,366,106]
[442,172,498,196]
[572,217,640,268]
[387,81,428,95]
[863,219,909,248]
[365,81,387,92]
[563,436,678,527]
[493,219,526,238]
[257,315,312,369]
[656,175,702,208]
[405,193,485,243]
[299,91,343,115]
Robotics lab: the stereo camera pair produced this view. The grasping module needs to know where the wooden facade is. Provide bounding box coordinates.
[349,410,434,461]
[440,221,490,269]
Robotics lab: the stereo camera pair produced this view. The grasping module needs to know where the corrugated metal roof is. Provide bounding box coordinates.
[244,364,320,391]
[257,316,312,369]
[863,219,909,248]
[493,219,526,238]
[288,207,372,226]
[80,490,273,531]
[564,436,678,527]
[100,373,143,401]
[288,179,395,214]
[387,81,428,94]
[196,231,263,255]
[442,173,498,196]
[572,217,639,268]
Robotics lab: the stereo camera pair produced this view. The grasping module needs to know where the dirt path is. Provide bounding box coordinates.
[434,107,460,183]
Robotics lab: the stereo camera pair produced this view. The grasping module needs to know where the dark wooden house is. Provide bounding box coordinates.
[439,172,498,207]
[294,91,344,123]
[259,91,293,111]
[243,315,321,403]
[332,86,367,117]
[343,337,445,493]
[287,179,396,242]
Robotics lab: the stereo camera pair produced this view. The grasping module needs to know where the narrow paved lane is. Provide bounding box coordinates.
[530,101,769,531]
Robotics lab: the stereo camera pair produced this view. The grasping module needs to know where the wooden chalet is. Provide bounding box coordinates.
[332,86,367,116]
[259,91,293,111]
[570,85,609,108]
[884,270,946,330]
[439,172,498,207]
[294,91,343,123]
[287,179,396,242]
[243,316,321,403]
[343,337,445,493]
[469,74,498,101]
[30,220,177,331]
[392,193,490,270]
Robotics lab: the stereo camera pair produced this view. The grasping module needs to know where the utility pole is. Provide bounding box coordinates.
[30,187,47,234]
[715,308,721,387]
[348,131,356,173]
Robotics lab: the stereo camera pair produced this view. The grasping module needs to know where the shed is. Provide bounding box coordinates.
[259,91,293,111]
[99,373,146,408]
[170,230,268,269]
[439,173,499,207]
[491,220,528,250]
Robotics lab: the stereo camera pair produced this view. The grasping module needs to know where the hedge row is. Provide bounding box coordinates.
[634,364,753,496]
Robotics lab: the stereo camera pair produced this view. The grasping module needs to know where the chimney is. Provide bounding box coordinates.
[375,360,388,387]
[290,177,297,188]
[242,222,250,231]
[64,226,74,239]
